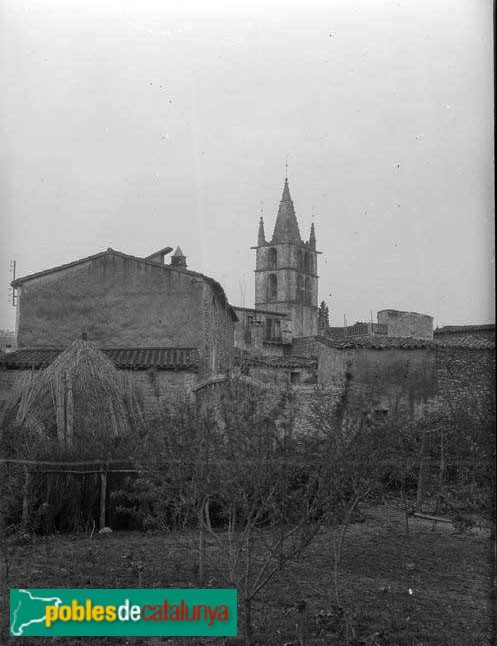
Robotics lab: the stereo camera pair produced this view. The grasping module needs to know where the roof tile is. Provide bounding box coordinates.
[0,347,199,371]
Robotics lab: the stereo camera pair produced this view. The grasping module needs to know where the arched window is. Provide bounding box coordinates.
[268,248,277,269]
[267,274,277,301]
[297,250,304,271]
[304,277,312,304]
[304,252,311,274]
[296,275,304,303]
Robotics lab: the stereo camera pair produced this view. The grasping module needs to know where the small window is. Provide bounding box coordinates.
[296,275,304,303]
[264,318,282,342]
[267,274,277,301]
[304,252,311,273]
[290,371,300,384]
[268,248,277,269]
[304,277,312,305]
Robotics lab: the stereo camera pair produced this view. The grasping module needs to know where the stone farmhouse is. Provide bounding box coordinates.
[0,177,494,422]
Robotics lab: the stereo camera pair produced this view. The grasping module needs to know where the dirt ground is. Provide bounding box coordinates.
[2,505,495,645]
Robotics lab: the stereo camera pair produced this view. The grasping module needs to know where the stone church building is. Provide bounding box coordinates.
[0,177,494,421]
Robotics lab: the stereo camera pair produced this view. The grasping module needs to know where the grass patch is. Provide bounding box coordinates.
[2,506,494,645]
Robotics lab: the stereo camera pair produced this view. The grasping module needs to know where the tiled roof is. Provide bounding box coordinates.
[315,335,495,351]
[236,349,316,369]
[0,347,199,371]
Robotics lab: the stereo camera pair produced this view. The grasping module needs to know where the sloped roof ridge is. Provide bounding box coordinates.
[11,248,237,321]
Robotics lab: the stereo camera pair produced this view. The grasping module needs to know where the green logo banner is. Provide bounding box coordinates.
[10,588,237,637]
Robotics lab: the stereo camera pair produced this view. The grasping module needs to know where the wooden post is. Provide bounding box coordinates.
[99,469,107,530]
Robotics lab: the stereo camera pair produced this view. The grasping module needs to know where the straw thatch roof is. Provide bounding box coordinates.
[1,340,145,453]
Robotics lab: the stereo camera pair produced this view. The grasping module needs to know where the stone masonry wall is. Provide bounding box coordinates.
[199,282,235,377]
[0,367,198,424]
[293,337,494,422]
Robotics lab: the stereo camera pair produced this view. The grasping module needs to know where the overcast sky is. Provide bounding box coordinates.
[0,0,494,332]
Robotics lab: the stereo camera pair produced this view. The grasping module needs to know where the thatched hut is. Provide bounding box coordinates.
[1,339,145,455]
[0,340,147,532]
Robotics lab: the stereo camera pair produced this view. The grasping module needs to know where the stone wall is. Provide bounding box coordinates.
[435,347,495,413]
[0,366,198,423]
[200,282,235,376]
[292,337,494,421]
[129,370,198,420]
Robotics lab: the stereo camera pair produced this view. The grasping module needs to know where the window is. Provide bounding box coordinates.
[268,248,277,269]
[296,275,304,303]
[273,319,281,341]
[304,252,311,273]
[265,318,282,342]
[304,277,312,304]
[297,250,304,271]
[267,274,277,301]
[290,371,300,384]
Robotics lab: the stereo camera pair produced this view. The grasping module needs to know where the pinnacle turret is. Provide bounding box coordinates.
[309,222,316,249]
[257,217,266,246]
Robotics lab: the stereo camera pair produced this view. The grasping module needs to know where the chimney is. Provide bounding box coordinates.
[145,247,173,265]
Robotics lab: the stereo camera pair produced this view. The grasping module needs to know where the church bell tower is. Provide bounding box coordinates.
[253,177,319,337]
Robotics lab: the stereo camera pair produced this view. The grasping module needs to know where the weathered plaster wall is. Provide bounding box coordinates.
[16,255,204,349]
[200,282,235,376]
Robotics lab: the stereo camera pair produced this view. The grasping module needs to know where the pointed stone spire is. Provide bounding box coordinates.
[257,216,266,246]
[309,222,316,249]
[272,178,302,244]
[170,246,187,268]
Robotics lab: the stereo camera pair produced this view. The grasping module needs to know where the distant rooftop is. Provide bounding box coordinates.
[435,324,495,334]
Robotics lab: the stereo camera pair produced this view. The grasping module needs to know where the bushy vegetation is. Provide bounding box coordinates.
[0,345,494,644]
